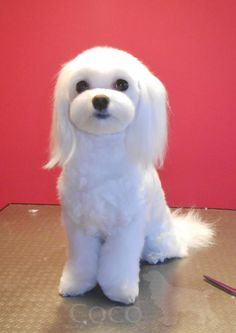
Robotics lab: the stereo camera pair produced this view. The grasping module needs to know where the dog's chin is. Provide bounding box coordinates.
[71,113,132,136]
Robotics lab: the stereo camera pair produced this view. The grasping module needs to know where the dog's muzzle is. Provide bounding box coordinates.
[92,95,110,119]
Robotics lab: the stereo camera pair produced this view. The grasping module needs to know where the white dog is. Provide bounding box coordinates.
[45,47,213,304]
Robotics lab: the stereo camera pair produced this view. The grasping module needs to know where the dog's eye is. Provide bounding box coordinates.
[114,79,129,92]
[76,80,90,93]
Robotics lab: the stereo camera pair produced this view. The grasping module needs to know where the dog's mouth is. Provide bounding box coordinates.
[93,111,110,119]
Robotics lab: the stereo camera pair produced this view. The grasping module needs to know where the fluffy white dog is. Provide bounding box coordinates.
[45,47,213,304]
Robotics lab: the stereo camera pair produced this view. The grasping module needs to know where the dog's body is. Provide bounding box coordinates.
[46,47,213,304]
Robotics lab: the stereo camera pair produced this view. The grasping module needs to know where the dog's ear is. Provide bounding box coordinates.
[126,66,168,168]
[44,63,76,169]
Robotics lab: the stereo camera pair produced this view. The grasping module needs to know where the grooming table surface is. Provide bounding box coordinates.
[0,204,235,333]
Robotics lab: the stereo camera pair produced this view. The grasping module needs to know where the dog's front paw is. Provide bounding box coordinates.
[99,280,139,304]
[102,283,138,304]
[59,264,97,297]
[59,276,95,297]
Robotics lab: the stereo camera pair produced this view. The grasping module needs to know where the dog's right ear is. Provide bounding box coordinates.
[44,62,76,169]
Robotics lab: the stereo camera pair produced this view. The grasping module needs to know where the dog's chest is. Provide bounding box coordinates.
[59,167,144,237]
[58,136,146,237]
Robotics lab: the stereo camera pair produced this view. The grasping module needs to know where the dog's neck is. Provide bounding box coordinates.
[70,130,133,173]
[63,130,145,189]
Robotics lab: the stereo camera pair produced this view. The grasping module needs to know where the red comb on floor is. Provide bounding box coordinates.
[204,275,236,296]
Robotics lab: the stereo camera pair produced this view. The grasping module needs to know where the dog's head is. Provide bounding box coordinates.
[45,47,167,168]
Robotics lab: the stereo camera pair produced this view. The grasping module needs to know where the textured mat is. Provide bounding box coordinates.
[0,205,235,332]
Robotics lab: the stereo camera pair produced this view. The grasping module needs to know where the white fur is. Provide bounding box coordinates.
[45,47,214,304]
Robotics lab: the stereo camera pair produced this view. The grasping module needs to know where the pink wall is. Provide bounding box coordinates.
[1,0,236,209]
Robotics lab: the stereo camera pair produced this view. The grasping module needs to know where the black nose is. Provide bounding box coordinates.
[92,95,110,111]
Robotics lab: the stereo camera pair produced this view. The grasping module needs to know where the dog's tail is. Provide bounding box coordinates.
[171,209,215,250]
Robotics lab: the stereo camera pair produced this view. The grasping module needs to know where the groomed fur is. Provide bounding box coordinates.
[45,47,214,304]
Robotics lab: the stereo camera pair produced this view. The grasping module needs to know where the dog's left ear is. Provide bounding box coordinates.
[126,66,168,168]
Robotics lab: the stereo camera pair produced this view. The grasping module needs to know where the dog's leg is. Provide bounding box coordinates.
[59,217,101,296]
[142,206,214,264]
[141,171,185,263]
[141,169,214,264]
[142,205,188,264]
[97,218,145,304]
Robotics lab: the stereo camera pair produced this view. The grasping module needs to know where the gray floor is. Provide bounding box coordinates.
[0,204,235,332]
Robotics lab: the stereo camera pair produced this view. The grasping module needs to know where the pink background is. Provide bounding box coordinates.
[1,0,236,209]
